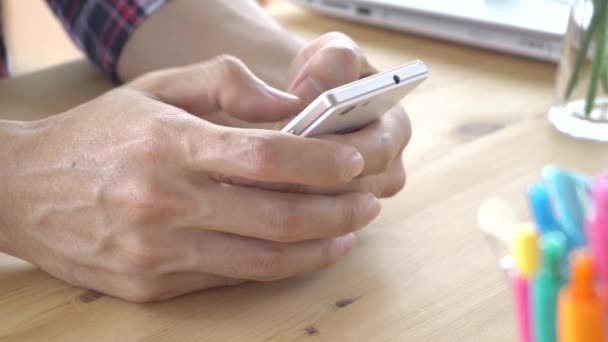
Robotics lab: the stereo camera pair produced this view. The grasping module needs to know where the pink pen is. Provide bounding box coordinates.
[512,273,531,342]
[587,174,608,305]
[511,224,539,342]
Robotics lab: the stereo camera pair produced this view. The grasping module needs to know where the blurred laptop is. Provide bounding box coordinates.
[291,0,571,62]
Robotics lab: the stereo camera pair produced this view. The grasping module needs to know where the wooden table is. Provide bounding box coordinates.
[2,2,608,341]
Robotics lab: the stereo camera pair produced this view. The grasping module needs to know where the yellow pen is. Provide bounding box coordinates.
[512,223,539,342]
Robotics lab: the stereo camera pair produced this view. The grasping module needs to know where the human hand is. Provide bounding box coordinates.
[1,56,380,302]
[234,33,411,198]
[289,33,411,198]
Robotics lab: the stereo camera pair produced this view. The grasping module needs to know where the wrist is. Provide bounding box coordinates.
[117,0,306,89]
[0,120,42,257]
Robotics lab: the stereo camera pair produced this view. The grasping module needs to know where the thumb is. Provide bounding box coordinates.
[289,46,361,104]
[288,34,376,104]
[130,55,303,123]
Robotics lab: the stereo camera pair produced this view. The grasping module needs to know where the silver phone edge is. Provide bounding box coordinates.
[280,61,428,135]
[300,76,426,137]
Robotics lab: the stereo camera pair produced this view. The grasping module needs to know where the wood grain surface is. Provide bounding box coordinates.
[2,1,606,341]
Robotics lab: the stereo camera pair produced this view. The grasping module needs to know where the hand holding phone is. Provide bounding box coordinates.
[281,60,427,137]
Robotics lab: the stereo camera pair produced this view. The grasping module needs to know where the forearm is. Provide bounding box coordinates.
[0,120,38,257]
[116,0,305,89]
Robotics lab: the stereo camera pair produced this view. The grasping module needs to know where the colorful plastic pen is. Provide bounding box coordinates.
[512,223,539,342]
[532,231,566,342]
[527,181,560,234]
[542,166,588,249]
[558,249,606,342]
[587,175,608,285]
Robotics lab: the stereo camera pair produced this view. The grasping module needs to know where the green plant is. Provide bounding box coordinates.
[564,0,608,115]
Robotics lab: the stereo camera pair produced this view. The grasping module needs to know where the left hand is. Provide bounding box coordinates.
[237,32,411,198]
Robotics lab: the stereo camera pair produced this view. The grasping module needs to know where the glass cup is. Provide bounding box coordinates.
[548,0,608,142]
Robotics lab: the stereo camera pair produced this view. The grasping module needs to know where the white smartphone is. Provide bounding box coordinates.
[281,60,428,137]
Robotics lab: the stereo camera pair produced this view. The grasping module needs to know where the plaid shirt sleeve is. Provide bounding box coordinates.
[46,0,169,83]
[0,2,8,78]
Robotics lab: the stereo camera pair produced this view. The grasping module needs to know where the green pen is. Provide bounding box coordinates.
[532,231,567,342]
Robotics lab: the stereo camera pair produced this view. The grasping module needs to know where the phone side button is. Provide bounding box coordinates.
[287,129,297,135]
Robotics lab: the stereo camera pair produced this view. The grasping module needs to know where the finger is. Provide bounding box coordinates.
[129,55,304,122]
[183,182,380,242]
[180,230,358,281]
[320,105,412,175]
[181,124,364,186]
[288,32,376,103]
[99,271,241,303]
[224,155,407,198]
[153,273,245,301]
[322,156,407,198]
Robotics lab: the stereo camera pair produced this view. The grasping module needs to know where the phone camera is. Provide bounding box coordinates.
[393,75,400,84]
[339,105,357,116]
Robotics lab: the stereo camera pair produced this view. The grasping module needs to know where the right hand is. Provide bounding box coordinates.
[1,56,380,303]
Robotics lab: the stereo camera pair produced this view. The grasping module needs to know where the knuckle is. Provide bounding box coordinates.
[242,135,278,178]
[320,44,360,64]
[118,276,162,303]
[326,149,356,184]
[124,179,162,223]
[320,238,336,269]
[118,234,165,273]
[251,244,287,281]
[136,120,174,161]
[184,123,218,164]
[338,199,360,234]
[118,177,188,225]
[263,200,301,242]
[141,119,166,139]
[214,54,246,80]
[376,131,396,172]
[359,178,383,197]
[382,167,406,198]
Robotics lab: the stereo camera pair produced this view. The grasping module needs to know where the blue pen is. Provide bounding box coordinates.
[527,181,560,234]
[541,166,589,249]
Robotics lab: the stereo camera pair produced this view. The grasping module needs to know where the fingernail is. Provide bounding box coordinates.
[263,84,300,102]
[348,151,365,179]
[333,233,357,259]
[291,77,326,103]
[365,195,382,220]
